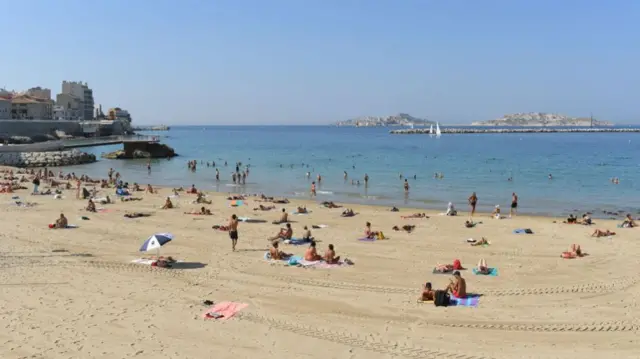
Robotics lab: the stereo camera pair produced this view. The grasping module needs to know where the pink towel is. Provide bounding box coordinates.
[202,301,248,320]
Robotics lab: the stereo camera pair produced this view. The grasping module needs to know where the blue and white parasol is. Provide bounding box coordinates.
[139,233,174,252]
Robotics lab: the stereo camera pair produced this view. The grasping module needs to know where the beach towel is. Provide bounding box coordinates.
[449,294,480,307]
[312,224,328,229]
[291,210,312,215]
[295,259,351,268]
[432,268,454,275]
[472,268,498,276]
[358,237,376,242]
[131,258,156,265]
[238,217,266,223]
[202,301,248,320]
[230,200,244,207]
[284,237,313,245]
[513,228,533,234]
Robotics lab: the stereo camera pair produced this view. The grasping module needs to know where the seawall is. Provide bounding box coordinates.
[0,149,96,168]
[0,120,83,137]
[389,128,640,134]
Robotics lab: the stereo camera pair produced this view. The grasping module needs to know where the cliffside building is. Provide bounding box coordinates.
[0,98,11,119]
[10,94,53,119]
[61,81,95,121]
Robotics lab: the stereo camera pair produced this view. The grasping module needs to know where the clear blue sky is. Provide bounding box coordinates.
[3,0,639,125]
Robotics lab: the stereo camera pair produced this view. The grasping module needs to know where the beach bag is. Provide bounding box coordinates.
[434,290,450,307]
[377,231,386,240]
[453,259,462,270]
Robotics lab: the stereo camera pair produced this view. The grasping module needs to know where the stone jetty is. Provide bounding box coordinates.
[132,125,170,131]
[390,128,640,135]
[0,149,96,168]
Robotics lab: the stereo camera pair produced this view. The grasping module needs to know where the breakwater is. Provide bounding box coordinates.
[390,128,640,134]
[0,149,96,168]
[133,125,170,131]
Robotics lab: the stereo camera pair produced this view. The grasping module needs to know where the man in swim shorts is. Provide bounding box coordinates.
[510,192,518,217]
[228,214,239,251]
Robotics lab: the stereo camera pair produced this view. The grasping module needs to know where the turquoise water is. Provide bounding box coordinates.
[66,126,640,217]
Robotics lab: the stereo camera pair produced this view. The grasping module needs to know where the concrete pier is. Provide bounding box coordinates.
[389,128,640,135]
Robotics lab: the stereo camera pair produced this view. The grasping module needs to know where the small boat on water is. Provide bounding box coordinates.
[429,124,434,137]
[435,122,442,138]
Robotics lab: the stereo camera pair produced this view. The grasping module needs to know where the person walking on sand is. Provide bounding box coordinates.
[76,179,81,199]
[228,214,239,251]
[468,192,478,219]
[310,181,317,197]
[510,192,518,217]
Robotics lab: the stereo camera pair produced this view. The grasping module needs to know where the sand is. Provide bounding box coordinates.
[1,170,639,359]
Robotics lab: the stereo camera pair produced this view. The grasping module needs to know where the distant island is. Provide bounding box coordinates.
[335,113,434,127]
[472,113,613,127]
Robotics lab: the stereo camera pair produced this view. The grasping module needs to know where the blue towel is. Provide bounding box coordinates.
[287,237,312,245]
[450,294,480,307]
[287,256,302,266]
[472,268,498,276]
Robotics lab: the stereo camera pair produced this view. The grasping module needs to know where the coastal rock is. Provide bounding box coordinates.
[101,143,177,160]
[0,150,96,168]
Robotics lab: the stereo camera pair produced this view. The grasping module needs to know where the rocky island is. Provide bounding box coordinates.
[472,113,613,127]
[335,113,434,127]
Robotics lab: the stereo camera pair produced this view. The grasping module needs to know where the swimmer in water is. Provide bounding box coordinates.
[548,174,553,180]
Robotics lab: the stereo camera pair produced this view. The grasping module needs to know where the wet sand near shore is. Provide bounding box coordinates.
[1,168,639,359]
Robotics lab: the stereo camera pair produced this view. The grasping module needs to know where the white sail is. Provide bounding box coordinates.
[435,122,442,137]
[429,124,434,136]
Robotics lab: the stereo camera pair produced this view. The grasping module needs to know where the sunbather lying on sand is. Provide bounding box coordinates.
[304,241,323,261]
[401,213,428,219]
[212,225,230,231]
[121,197,142,202]
[324,244,340,264]
[322,201,341,208]
[272,198,289,204]
[254,204,275,211]
[93,196,112,204]
[434,259,463,273]
[272,208,288,224]
[562,244,583,258]
[465,220,475,228]
[162,197,174,209]
[124,212,151,218]
[185,206,212,215]
[296,206,308,214]
[476,258,490,274]
[268,223,293,242]
[470,237,489,246]
[86,199,96,212]
[419,282,435,301]
[392,225,415,233]
[341,209,355,217]
[591,229,615,237]
[269,242,291,260]
[227,195,245,200]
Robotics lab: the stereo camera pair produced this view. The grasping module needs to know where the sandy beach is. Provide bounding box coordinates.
[1,167,639,359]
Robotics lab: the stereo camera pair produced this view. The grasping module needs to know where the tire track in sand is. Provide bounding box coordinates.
[239,312,489,359]
[431,320,639,333]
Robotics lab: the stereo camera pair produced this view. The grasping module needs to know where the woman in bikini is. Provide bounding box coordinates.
[591,229,615,237]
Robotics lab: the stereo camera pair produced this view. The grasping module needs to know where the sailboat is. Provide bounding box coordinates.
[435,122,442,138]
[429,124,434,137]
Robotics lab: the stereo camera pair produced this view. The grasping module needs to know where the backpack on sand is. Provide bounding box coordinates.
[434,290,450,307]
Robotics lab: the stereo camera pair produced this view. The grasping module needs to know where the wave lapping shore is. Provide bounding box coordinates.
[390,127,640,134]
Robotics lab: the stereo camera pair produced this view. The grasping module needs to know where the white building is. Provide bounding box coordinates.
[0,98,11,119]
[55,93,83,121]
[61,81,94,121]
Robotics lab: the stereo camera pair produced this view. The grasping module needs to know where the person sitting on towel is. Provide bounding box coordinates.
[476,258,490,274]
[364,222,385,239]
[446,202,457,216]
[162,197,173,209]
[187,184,198,194]
[86,199,96,213]
[622,214,636,228]
[268,223,293,242]
[196,192,212,204]
[272,208,288,224]
[580,214,592,225]
[296,206,308,214]
[54,213,68,229]
[302,226,312,241]
[447,271,467,298]
[419,282,435,301]
[564,214,577,224]
[269,241,291,260]
[304,241,323,261]
[146,184,155,194]
[491,205,501,219]
[324,244,340,264]
[591,229,615,237]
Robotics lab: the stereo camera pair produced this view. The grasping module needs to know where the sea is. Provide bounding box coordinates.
[62,125,640,218]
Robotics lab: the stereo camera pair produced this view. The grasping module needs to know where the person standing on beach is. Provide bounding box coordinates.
[510,192,518,217]
[75,179,81,199]
[310,181,317,197]
[468,192,478,218]
[228,214,239,251]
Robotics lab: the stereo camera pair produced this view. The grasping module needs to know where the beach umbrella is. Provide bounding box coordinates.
[139,233,174,256]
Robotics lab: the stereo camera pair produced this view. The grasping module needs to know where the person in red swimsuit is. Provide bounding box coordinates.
[447,271,467,298]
